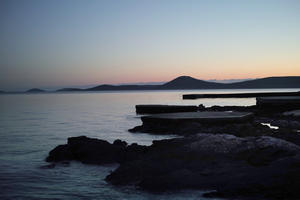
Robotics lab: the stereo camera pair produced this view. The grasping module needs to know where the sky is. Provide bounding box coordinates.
[0,0,300,91]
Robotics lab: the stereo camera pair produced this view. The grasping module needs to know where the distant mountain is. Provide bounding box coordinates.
[226,76,300,89]
[159,76,225,89]
[159,76,300,89]
[119,81,166,85]
[208,78,254,84]
[86,84,158,91]
[26,88,45,93]
[46,76,300,92]
[57,88,83,92]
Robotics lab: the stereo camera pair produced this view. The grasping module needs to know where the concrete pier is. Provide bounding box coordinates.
[135,105,198,114]
[141,111,253,124]
[183,91,300,99]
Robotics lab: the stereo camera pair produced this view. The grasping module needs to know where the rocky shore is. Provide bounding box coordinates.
[46,133,300,199]
[46,103,300,199]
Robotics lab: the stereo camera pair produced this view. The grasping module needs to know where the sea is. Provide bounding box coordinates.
[1,89,299,200]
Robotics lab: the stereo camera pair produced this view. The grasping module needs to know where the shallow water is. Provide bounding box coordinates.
[0,89,299,200]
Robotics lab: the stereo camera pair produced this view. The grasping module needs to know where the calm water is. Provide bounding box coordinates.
[1,89,299,200]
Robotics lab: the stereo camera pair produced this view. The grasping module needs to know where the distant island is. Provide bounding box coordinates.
[1,76,299,93]
[26,88,46,93]
[58,76,300,92]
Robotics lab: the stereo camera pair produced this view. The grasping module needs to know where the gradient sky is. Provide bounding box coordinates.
[1,0,300,90]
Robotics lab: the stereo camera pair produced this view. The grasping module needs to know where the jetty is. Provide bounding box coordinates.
[183,91,300,99]
[135,104,198,114]
[129,111,255,134]
[141,111,253,124]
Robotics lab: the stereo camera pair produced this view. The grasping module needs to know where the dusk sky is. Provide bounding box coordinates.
[1,0,300,91]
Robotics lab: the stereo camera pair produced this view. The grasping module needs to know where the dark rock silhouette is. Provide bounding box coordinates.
[47,136,128,164]
[47,134,300,199]
[257,97,300,110]
[45,97,300,199]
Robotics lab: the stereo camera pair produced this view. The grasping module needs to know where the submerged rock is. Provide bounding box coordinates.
[47,134,300,199]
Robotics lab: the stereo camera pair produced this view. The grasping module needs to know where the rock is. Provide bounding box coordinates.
[46,144,73,162]
[113,139,127,147]
[270,129,300,146]
[257,97,300,111]
[46,136,127,164]
[46,134,300,199]
[105,134,300,199]
[270,119,300,130]
[284,110,300,117]
[198,104,205,111]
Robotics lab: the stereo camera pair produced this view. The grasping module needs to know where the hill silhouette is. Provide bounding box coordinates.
[26,88,45,93]
[57,88,83,92]
[26,76,300,92]
[160,76,225,89]
[86,84,158,91]
[81,76,300,91]
[226,76,300,89]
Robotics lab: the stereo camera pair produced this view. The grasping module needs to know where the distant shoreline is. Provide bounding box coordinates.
[1,88,300,95]
[1,76,300,93]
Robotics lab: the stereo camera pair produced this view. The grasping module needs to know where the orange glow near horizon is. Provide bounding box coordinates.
[93,61,300,85]
[1,0,300,90]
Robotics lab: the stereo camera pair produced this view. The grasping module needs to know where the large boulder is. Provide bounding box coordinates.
[46,136,128,164]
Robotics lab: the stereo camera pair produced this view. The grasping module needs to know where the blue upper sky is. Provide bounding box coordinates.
[1,0,299,91]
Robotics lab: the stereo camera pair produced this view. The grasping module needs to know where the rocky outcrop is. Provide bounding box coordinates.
[46,136,148,164]
[47,134,300,199]
[257,97,300,111]
[284,110,300,117]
